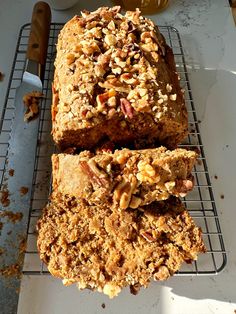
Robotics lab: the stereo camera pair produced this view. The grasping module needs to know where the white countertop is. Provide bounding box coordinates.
[1,0,236,313]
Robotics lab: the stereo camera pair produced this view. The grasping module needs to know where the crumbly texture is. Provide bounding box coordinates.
[37,194,206,298]
[0,188,10,207]
[52,147,197,209]
[23,91,44,122]
[52,7,188,150]
[0,210,23,223]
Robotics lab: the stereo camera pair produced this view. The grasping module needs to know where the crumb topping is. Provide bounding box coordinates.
[53,6,185,130]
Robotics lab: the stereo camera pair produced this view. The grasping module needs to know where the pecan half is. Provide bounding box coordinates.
[79,161,107,187]
[120,98,134,119]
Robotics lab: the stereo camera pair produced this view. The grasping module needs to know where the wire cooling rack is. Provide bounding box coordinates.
[0,23,226,276]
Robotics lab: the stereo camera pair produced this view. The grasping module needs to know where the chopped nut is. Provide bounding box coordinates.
[99,81,130,93]
[107,96,116,107]
[154,266,170,281]
[140,32,152,42]
[82,41,100,55]
[113,178,128,200]
[68,112,74,119]
[97,54,110,66]
[127,89,139,100]
[151,51,159,61]
[170,94,177,101]
[165,181,176,191]
[115,150,130,164]
[137,160,160,184]
[166,84,172,92]
[114,175,137,209]
[107,20,116,30]
[138,88,148,97]
[156,112,162,119]
[104,34,117,46]
[120,191,131,210]
[112,67,122,75]
[140,42,158,52]
[114,57,126,68]
[96,89,116,111]
[142,163,155,177]
[120,73,137,85]
[129,195,142,209]
[94,64,106,77]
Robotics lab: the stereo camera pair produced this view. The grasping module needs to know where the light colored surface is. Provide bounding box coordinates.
[46,0,79,10]
[0,0,236,313]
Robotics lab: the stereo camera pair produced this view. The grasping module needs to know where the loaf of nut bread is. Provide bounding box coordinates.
[52,6,188,150]
[52,147,197,209]
[37,194,206,298]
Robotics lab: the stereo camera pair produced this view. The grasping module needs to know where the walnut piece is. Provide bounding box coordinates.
[113,176,137,209]
[137,160,160,184]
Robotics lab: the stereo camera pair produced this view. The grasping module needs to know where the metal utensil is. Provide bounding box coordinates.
[0,2,51,313]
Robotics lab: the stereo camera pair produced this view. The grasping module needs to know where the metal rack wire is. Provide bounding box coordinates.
[0,23,226,276]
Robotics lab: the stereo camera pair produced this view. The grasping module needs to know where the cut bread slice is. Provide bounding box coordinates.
[52,147,197,209]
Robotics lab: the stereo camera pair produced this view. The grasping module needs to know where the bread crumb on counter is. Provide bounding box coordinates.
[8,169,14,177]
[0,188,10,207]
[0,210,23,223]
[19,186,29,196]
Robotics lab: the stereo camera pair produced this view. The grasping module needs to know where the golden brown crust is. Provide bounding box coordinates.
[52,7,188,150]
[37,195,206,298]
[52,147,197,209]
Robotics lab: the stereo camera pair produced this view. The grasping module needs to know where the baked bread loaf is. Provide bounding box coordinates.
[37,194,206,298]
[52,6,188,150]
[52,147,197,209]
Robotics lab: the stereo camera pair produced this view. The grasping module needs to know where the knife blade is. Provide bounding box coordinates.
[0,2,51,312]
